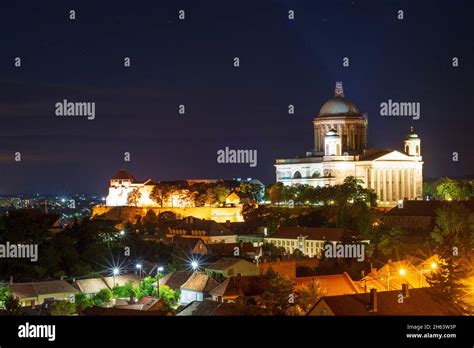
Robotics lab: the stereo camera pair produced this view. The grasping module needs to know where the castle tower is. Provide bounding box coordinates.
[404,126,421,156]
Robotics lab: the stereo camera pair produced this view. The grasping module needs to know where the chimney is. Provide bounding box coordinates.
[369,288,378,312]
[402,283,409,298]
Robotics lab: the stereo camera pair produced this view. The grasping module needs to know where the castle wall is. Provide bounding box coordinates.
[91,205,244,223]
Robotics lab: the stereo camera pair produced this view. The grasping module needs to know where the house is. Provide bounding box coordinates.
[9,280,79,307]
[177,300,262,316]
[258,259,297,279]
[209,275,269,304]
[294,272,359,297]
[164,236,209,255]
[167,216,238,243]
[308,286,462,316]
[179,272,219,305]
[358,255,440,292]
[205,257,260,277]
[382,200,474,233]
[74,278,109,297]
[265,226,354,257]
[74,274,141,297]
[207,241,260,258]
[157,271,193,291]
[102,274,140,289]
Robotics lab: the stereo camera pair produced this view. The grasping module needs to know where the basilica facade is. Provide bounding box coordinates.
[275,82,423,206]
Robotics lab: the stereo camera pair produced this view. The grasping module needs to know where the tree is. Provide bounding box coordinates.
[431,204,474,257]
[127,188,142,207]
[150,183,173,207]
[268,183,284,205]
[74,293,93,314]
[4,294,21,315]
[93,288,112,306]
[213,184,230,205]
[296,280,321,314]
[427,256,473,315]
[378,226,409,258]
[0,285,11,309]
[50,301,76,316]
[157,285,179,308]
[261,269,295,315]
[435,178,470,201]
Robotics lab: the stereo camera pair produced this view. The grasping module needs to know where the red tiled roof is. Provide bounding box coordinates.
[159,271,193,291]
[294,272,359,296]
[210,275,269,297]
[206,257,254,272]
[180,272,219,292]
[310,288,461,315]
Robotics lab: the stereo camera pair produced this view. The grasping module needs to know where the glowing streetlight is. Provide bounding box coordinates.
[158,266,164,273]
[399,268,406,276]
[431,262,437,270]
[112,267,119,287]
[119,230,125,236]
[191,261,199,271]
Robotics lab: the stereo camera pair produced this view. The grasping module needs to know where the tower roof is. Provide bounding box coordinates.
[405,126,420,140]
[319,82,360,116]
[111,169,136,181]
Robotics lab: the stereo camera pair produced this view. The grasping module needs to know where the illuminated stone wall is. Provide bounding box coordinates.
[91,205,244,223]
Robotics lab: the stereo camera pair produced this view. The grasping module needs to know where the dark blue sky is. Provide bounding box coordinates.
[0,0,472,194]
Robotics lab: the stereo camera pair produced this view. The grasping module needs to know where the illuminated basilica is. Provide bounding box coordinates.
[275,82,423,205]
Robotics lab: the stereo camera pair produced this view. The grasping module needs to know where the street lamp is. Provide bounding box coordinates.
[156,266,164,298]
[136,263,142,282]
[399,268,406,276]
[191,261,199,271]
[119,230,125,236]
[113,268,119,287]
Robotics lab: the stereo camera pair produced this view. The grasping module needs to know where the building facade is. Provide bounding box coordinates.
[275,82,423,206]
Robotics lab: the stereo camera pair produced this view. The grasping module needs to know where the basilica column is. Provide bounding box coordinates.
[401,168,405,200]
[412,168,417,199]
[395,169,399,201]
[376,169,381,201]
[370,168,375,191]
[382,169,387,202]
[405,169,411,199]
[387,170,393,202]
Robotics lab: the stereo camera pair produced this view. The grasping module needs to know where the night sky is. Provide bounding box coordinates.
[0,0,472,195]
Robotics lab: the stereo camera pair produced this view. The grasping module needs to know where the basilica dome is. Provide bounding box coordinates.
[319,96,360,116]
